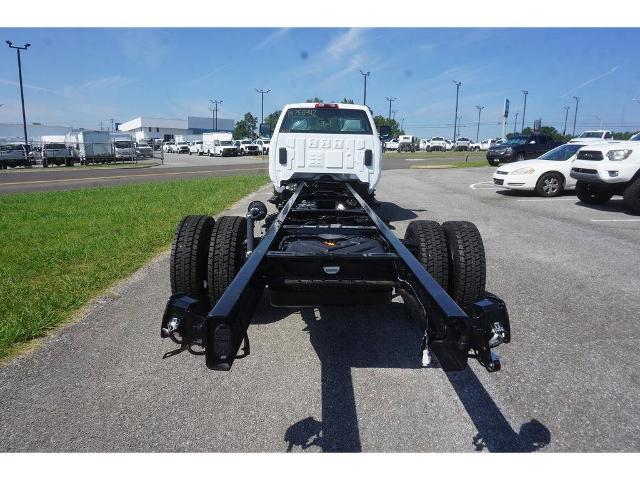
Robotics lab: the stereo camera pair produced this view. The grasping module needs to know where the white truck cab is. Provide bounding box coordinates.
[429,137,447,152]
[570,141,640,214]
[267,102,385,194]
[569,130,614,144]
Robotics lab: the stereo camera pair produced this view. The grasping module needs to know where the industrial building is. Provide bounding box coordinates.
[117,116,235,142]
[0,122,75,142]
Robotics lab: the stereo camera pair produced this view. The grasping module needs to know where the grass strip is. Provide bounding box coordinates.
[0,175,268,361]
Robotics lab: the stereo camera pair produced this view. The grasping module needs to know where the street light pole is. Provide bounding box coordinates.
[209,99,223,132]
[572,96,580,137]
[255,88,270,124]
[513,112,519,134]
[359,70,370,106]
[208,107,215,131]
[595,115,603,128]
[452,80,462,141]
[6,40,31,163]
[475,105,484,142]
[521,90,528,132]
[562,106,570,136]
[391,110,397,121]
[385,96,397,121]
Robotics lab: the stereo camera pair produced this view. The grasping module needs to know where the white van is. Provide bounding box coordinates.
[202,132,239,157]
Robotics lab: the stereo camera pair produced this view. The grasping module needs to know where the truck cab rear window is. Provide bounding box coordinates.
[280,108,373,134]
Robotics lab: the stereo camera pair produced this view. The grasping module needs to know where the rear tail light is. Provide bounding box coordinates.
[315,103,339,109]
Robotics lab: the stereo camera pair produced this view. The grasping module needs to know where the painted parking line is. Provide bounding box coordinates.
[516,198,577,202]
[469,181,501,190]
[590,219,640,222]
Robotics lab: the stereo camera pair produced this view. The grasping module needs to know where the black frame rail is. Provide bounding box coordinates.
[162,180,510,372]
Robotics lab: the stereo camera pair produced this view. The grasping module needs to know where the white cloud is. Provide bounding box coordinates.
[560,65,620,97]
[0,78,60,95]
[325,28,366,58]
[250,28,290,53]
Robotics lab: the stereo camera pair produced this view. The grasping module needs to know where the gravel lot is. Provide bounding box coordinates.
[1,167,638,452]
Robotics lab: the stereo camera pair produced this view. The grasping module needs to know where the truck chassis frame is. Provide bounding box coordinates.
[161,180,510,373]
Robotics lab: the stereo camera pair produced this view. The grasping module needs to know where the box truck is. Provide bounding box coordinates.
[65,130,114,164]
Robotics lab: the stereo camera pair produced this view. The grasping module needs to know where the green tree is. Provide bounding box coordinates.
[305,97,323,103]
[233,112,259,140]
[341,98,355,104]
[264,110,282,131]
[373,115,404,137]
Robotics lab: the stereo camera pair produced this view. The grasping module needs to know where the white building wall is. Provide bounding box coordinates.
[0,123,74,142]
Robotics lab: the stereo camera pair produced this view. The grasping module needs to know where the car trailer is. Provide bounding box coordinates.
[161,179,510,373]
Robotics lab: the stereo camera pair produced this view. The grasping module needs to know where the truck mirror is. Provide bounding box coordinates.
[378,125,392,140]
[259,123,272,137]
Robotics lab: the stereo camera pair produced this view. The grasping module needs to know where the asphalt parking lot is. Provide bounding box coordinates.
[1,167,638,452]
[0,151,478,194]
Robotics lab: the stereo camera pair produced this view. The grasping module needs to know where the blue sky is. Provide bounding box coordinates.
[1,28,639,139]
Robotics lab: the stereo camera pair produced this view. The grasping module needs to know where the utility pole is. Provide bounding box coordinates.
[6,40,31,163]
[514,112,519,134]
[209,99,223,132]
[562,106,570,136]
[572,96,580,136]
[400,118,404,131]
[475,105,484,142]
[385,96,397,121]
[595,115,603,128]
[452,80,462,141]
[521,90,528,132]
[208,107,215,131]
[391,110,397,121]
[359,70,370,106]
[255,88,270,124]
[110,118,114,132]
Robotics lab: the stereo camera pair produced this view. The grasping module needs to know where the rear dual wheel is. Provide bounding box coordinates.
[405,220,485,310]
[169,214,247,306]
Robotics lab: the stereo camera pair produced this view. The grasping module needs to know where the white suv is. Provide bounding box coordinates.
[570,141,640,214]
[429,137,447,152]
[268,102,384,195]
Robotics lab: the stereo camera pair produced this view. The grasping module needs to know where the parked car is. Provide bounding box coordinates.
[135,142,153,159]
[486,134,560,166]
[445,139,454,151]
[162,141,176,153]
[469,141,482,151]
[234,140,260,156]
[398,135,419,152]
[189,141,204,155]
[428,137,447,152]
[384,138,399,151]
[455,137,471,151]
[255,138,270,154]
[0,143,29,169]
[480,138,498,151]
[175,142,190,154]
[492,143,586,197]
[569,130,614,144]
[570,141,640,215]
[42,142,73,166]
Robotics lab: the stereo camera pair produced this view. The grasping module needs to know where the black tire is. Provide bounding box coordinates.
[575,181,613,205]
[536,172,564,197]
[488,159,499,167]
[170,215,215,297]
[442,221,486,309]
[404,220,449,289]
[207,216,247,304]
[622,177,640,215]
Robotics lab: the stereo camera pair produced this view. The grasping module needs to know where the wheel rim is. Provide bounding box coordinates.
[543,176,560,194]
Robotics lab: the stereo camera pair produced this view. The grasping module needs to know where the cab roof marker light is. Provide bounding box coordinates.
[315,103,339,109]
